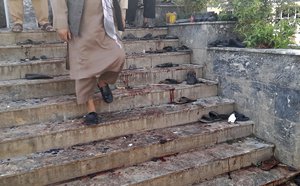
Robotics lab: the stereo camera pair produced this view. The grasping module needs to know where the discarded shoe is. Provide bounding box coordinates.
[159,78,181,84]
[30,56,39,61]
[194,12,218,22]
[199,111,222,123]
[98,83,113,103]
[233,111,250,121]
[186,70,200,85]
[208,111,223,122]
[40,55,48,60]
[140,33,153,40]
[174,96,196,104]
[260,157,279,171]
[177,45,190,51]
[25,73,53,80]
[208,38,245,48]
[83,112,99,125]
[17,39,45,45]
[145,49,164,54]
[122,33,138,40]
[163,46,177,52]
[228,38,246,48]
[156,63,179,68]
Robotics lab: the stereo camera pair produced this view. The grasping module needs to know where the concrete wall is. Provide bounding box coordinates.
[205,47,300,168]
[167,22,235,66]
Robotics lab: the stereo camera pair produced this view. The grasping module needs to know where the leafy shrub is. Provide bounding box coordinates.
[231,0,298,48]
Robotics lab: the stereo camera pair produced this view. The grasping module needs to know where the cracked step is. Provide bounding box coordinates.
[195,165,300,186]
[0,52,191,81]
[0,28,168,46]
[0,122,254,186]
[0,39,179,61]
[0,97,234,158]
[0,84,219,128]
[53,138,273,186]
[0,64,204,100]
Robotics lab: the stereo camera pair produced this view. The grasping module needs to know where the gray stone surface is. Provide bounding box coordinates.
[206,47,300,168]
[167,22,235,66]
[0,0,6,28]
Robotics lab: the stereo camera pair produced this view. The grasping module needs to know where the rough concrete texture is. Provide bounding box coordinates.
[0,97,234,158]
[0,64,204,100]
[0,122,253,186]
[196,165,300,186]
[0,52,191,80]
[0,0,6,28]
[0,58,68,81]
[124,39,179,54]
[0,85,220,128]
[0,39,179,61]
[124,27,168,38]
[55,138,273,186]
[206,48,300,169]
[125,51,191,69]
[167,22,236,66]
[0,29,61,46]
[0,43,67,61]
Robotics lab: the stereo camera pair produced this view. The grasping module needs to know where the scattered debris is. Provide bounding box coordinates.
[259,157,279,171]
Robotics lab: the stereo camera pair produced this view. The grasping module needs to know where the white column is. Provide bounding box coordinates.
[3,0,10,28]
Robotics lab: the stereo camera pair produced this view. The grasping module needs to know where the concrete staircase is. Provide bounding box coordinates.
[0,28,298,186]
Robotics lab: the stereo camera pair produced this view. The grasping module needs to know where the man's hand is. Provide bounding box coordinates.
[57,29,72,42]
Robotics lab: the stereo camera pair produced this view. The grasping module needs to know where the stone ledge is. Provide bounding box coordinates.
[207,47,300,57]
[167,21,236,27]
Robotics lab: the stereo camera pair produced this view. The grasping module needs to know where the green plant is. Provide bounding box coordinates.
[175,0,210,17]
[230,0,298,48]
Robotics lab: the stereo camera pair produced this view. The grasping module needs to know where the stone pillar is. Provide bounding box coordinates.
[0,0,7,28]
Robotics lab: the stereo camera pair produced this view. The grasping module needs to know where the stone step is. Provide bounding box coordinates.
[0,28,168,46]
[0,43,66,61]
[0,39,179,61]
[0,84,219,128]
[0,29,61,46]
[123,27,168,38]
[0,64,204,101]
[53,138,273,186]
[0,52,191,81]
[0,122,254,186]
[124,39,179,54]
[196,166,300,186]
[0,97,234,159]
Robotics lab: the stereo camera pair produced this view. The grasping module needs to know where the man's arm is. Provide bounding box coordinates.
[50,0,71,41]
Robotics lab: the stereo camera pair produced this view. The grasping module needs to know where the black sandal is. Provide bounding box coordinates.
[98,83,113,103]
[83,112,99,125]
[40,23,55,32]
[11,23,23,33]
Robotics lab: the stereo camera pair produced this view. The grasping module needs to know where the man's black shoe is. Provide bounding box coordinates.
[98,84,113,103]
[186,70,199,85]
[83,112,99,125]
